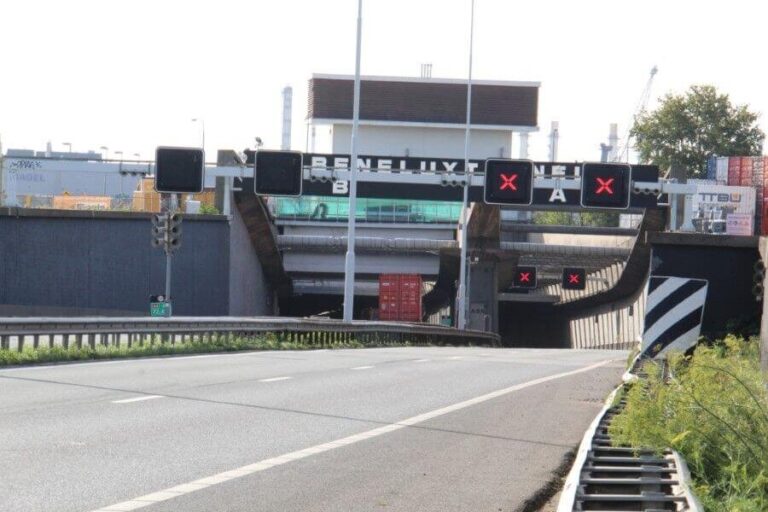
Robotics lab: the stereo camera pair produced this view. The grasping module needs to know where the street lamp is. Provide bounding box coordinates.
[342,0,363,323]
[133,152,141,161]
[255,137,263,149]
[114,151,123,161]
[62,142,72,153]
[100,146,109,160]
[456,0,476,331]
[191,118,205,151]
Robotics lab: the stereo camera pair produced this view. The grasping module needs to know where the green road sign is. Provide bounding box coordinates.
[150,301,171,317]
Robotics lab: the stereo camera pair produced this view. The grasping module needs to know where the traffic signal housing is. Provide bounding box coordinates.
[512,266,537,289]
[254,150,304,196]
[580,162,631,209]
[155,147,205,193]
[484,159,534,206]
[562,267,586,290]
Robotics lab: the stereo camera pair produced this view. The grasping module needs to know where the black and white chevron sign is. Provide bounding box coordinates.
[639,276,708,359]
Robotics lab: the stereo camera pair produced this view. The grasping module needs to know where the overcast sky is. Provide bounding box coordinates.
[1,0,765,162]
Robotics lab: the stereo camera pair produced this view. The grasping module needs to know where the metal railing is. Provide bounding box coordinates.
[0,317,500,352]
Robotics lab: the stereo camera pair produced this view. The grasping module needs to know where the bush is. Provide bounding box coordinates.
[609,335,768,511]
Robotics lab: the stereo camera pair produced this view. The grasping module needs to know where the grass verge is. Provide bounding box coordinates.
[0,334,403,367]
[609,335,768,511]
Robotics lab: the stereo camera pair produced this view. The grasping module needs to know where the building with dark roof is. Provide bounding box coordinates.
[305,74,540,159]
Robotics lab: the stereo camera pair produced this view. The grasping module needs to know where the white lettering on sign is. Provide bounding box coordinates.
[333,157,349,169]
[549,188,567,203]
[443,162,457,172]
[467,162,479,173]
[379,159,392,170]
[332,180,349,195]
[311,156,327,169]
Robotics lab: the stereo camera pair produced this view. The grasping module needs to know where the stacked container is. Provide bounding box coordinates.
[378,274,423,322]
[720,155,768,234]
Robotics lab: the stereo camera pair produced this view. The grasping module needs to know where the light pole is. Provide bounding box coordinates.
[342,0,363,324]
[62,142,72,153]
[114,150,123,161]
[191,118,205,151]
[100,146,109,160]
[456,0,476,331]
[133,152,141,161]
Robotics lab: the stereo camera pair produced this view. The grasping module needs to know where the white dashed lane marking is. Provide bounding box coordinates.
[350,366,374,370]
[89,359,612,512]
[258,377,293,383]
[111,395,164,404]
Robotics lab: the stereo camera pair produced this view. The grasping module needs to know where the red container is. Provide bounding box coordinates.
[762,199,768,236]
[727,157,741,185]
[740,156,754,187]
[378,274,423,322]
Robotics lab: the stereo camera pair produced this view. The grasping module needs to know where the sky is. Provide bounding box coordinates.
[1,0,766,162]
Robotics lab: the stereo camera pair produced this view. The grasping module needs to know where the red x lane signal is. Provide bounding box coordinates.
[484,159,533,205]
[512,266,537,289]
[580,163,631,209]
[562,267,586,290]
[499,173,518,191]
[595,177,614,195]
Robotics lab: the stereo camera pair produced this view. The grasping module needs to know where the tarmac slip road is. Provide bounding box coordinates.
[0,347,626,512]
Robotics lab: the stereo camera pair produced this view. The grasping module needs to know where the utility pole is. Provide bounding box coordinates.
[342,0,363,323]
[456,0,476,330]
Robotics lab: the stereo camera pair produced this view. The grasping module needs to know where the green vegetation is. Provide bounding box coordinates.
[632,85,764,178]
[0,334,407,367]
[533,211,619,227]
[198,203,220,215]
[610,335,768,511]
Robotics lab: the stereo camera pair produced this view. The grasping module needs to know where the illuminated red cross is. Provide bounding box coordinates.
[596,177,614,195]
[568,274,580,284]
[500,173,518,191]
[519,272,531,283]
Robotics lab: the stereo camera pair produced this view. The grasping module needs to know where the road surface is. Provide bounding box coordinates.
[0,346,626,511]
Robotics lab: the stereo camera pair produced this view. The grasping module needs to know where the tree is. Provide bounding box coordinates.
[632,85,764,178]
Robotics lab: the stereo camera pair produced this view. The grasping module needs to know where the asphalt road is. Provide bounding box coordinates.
[0,346,626,512]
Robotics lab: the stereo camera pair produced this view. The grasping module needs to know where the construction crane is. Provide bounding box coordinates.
[607,66,658,163]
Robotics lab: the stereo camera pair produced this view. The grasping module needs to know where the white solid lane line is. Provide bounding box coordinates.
[350,366,374,370]
[111,395,164,404]
[414,359,430,363]
[89,359,614,512]
[258,376,293,383]
[448,356,463,360]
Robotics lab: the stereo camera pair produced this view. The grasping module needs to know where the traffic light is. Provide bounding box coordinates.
[167,213,182,252]
[580,162,631,209]
[562,267,586,290]
[151,213,168,249]
[513,266,537,289]
[254,150,303,196]
[484,159,534,205]
[155,147,205,193]
[151,213,182,253]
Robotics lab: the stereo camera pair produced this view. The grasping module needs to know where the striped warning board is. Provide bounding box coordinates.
[639,276,708,359]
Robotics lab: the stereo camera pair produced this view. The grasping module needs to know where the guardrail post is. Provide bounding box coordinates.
[33,335,39,349]
[1,335,8,350]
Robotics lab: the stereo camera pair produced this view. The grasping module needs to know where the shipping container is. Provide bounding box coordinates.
[727,157,741,186]
[740,156,754,187]
[378,274,423,322]
[715,157,729,184]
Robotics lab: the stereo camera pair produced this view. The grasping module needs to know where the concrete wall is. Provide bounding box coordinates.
[0,208,272,317]
[228,203,274,316]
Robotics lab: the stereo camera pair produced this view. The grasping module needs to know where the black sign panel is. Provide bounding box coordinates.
[484,159,534,205]
[513,266,537,289]
[580,162,631,209]
[155,147,204,193]
[242,152,657,208]
[254,150,303,196]
[562,267,586,290]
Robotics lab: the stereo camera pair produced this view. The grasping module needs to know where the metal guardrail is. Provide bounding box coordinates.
[558,376,702,511]
[0,317,500,351]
